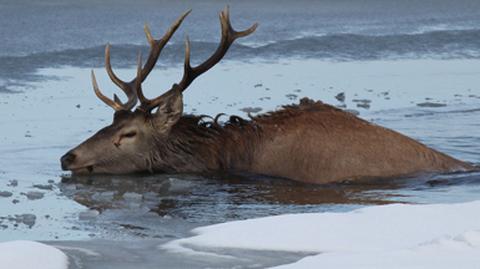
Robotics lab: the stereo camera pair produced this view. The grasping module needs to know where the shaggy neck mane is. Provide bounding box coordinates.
[157,112,261,173]
[152,98,339,173]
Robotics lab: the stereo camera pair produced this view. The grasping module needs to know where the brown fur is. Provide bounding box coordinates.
[148,98,472,184]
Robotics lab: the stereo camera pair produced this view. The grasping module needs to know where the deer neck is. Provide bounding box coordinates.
[149,116,261,174]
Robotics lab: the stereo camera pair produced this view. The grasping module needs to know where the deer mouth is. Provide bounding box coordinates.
[70,165,94,175]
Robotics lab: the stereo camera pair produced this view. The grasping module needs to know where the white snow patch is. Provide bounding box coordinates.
[163,201,480,268]
[0,241,68,269]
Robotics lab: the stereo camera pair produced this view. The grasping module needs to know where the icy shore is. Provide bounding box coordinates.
[164,200,480,268]
[3,200,480,268]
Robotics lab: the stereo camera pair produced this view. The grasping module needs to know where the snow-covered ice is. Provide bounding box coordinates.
[163,200,480,268]
[0,241,68,269]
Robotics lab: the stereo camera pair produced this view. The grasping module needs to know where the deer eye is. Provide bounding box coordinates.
[122,131,137,138]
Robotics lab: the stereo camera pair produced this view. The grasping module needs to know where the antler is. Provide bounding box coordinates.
[91,10,191,111]
[91,7,257,113]
[137,6,258,112]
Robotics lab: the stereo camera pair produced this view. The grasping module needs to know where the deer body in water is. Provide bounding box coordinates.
[61,8,473,184]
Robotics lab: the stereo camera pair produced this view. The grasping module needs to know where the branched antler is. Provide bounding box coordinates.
[91,7,257,113]
[137,6,257,112]
[91,10,191,111]
[180,6,258,90]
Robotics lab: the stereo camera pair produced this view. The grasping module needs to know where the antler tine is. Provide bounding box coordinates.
[135,50,180,112]
[135,51,149,107]
[104,44,138,111]
[137,6,257,112]
[105,44,130,92]
[178,6,258,90]
[91,70,124,111]
[134,10,191,111]
[137,9,191,83]
[93,10,190,112]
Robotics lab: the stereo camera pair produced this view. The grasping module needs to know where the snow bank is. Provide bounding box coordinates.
[0,241,68,269]
[163,201,480,268]
[273,229,480,268]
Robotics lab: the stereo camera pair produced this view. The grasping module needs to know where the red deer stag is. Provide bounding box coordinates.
[61,7,473,184]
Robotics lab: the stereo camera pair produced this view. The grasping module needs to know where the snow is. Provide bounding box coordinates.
[163,201,480,268]
[272,231,480,269]
[0,241,68,269]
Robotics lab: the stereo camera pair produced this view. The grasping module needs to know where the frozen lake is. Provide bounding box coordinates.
[1,0,480,268]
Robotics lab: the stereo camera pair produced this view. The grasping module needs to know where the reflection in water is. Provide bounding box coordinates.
[60,173,392,213]
[58,170,480,239]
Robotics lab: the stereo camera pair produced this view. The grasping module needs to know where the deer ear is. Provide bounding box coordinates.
[152,90,183,131]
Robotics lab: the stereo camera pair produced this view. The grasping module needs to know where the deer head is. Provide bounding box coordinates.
[61,7,257,174]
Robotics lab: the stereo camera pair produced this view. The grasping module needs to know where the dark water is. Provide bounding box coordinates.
[2,0,480,92]
[58,170,480,238]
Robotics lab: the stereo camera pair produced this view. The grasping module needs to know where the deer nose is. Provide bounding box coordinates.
[60,151,76,170]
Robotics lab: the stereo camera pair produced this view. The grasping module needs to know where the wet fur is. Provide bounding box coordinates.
[147,98,473,184]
